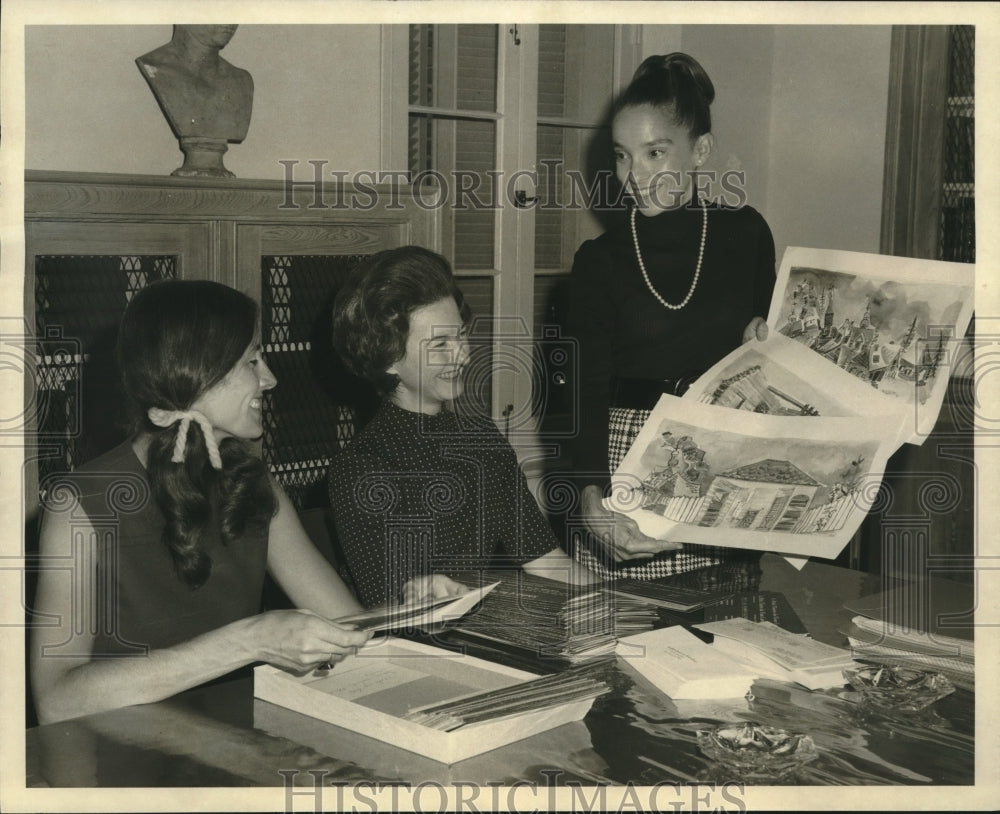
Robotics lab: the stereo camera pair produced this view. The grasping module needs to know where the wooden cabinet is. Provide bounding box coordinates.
[25,170,436,291]
[23,170,437,516]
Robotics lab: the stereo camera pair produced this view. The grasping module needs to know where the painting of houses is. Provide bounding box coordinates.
[609,395,897,559]
[700,459,822,531]
[685,334,898,422]
[621,409,887,545]
[778,276,955,399]
[708,364,820,415]
[770,248,974,419]
[638,433,711,513]
[640,446,864,537]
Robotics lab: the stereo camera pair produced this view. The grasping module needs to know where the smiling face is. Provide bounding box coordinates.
[388,297,470,415]
[190,341,277,441]
[612,104,712,216]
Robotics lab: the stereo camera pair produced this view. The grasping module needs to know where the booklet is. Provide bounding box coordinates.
[843,580,975,642]
[845,614,974,662]
[694,617,854,690]
[335,582,499,633]
[616,625,757,700]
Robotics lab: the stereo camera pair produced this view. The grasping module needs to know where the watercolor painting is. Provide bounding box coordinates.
[766,247,975,442]
[694,351,824,415]
[684,332,912,446]
[607,397,896,559]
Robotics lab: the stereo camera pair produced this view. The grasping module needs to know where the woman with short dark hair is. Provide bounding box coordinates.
[329,246,598,608]
[30,279,371,724]
[331,246,471,399]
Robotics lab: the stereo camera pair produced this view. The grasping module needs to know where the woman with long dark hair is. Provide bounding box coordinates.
[31,280,371,724]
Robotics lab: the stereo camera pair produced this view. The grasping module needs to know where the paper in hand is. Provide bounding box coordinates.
[335,582,499,633]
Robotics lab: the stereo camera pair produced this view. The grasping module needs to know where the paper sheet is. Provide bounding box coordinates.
[765,247,975,445]
[335,582,499,632]
[603,396,895,560]
[684,331,911,448]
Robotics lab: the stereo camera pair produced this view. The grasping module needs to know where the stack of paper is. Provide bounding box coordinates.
[695,617,855,690]
[603,579,734,612]
[616,625,758,699]
[450,575,657,665]
[402,668,611,731]
[842,582,975,690]
[845,616,974,690]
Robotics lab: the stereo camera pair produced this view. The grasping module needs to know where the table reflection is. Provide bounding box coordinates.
[26,555,974,787]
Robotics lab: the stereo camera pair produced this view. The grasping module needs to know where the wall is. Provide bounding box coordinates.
[765,26,891,261]
[640,25,890,265]
[27,24,891,261]
[25,25,385,179]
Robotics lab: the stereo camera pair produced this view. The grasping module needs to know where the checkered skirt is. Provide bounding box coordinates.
[574,406,725,580]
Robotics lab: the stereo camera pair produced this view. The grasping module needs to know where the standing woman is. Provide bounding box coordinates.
[31,280,371,724]
[568,53,775,578]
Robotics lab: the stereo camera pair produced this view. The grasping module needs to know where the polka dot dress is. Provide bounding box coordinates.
[329,401,557,608]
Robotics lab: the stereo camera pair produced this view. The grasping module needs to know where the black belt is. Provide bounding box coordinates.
[610,374,702,410]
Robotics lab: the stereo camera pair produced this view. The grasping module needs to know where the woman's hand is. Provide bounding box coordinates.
[581,484,683,562]
[742,316,768,343]
[400,574,469,606]
[247,609,371,673]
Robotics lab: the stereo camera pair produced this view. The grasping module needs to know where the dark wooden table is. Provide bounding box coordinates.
[25,555,974,790]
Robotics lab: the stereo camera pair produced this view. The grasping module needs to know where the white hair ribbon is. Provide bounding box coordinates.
[147,407,223,470]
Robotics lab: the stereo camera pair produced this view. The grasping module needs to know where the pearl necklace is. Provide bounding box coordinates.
[630,197,707,311]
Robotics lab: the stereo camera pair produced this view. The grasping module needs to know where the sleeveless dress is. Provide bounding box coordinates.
[46,440,269,657]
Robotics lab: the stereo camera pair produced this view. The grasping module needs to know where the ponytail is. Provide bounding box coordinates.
[146,425,276,589]
[119,280,277,589]
[614,52,715,138]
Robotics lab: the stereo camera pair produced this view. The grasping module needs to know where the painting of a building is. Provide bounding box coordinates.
[629,416,879,538]
[639,434,710,514]
[709,365,820,415]
[780,278,946,391]
[697,458,823,531]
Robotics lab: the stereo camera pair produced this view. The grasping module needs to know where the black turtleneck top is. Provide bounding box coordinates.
[328,401,557,607]
[567,201,775,488]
